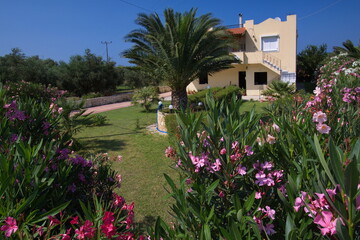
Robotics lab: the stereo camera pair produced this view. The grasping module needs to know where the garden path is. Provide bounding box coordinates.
[82,91,171,114]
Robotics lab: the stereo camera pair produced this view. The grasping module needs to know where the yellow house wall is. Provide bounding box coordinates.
[186,64,279,96]
[186,15,297,94]
[244,15,297,73]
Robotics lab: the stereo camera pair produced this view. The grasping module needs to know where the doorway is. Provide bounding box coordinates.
[238,71,246,89]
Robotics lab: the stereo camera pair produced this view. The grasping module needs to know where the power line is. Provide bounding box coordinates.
[101,41,112,62]
[299,0,343,20]
[117,0,154,13]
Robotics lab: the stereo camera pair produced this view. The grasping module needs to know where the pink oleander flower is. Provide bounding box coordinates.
[313,87,322,96]
[58,107,63,114]
[165,146,176,158]
[48,215,61,226]
[312,111,327,124]
[70,216,79,225]
[220,148,227,155]
[231,141,238,149]
[117,155,123,162]
[101,212,116,238]
[115,174,122,184]
[237,165,247,175]
[316,123,331,134]
[113,193,125,208]
[255,192,262,199]
[262,206,276,220]
[75,220,96,239]
[266,135,276,144]
[313,211,337,236]
[244,145,253,156]
[211,159,222,172]
[272,123,280,133]
[218,191,225,198]
[1,217,18,238]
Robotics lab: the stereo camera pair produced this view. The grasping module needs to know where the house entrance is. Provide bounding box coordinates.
[238,71,246,89]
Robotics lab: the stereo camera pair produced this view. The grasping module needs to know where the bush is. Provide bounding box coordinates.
[149,52,360,239]
[0,86,144,239]
[188,86,242,107]
[132,86,159,112]
[261,80,295,98]
[4,81,66,103]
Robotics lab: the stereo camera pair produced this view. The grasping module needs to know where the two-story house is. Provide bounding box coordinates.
[186,14,297,96]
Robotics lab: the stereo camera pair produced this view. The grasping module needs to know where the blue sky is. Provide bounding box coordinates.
[0,0,359,66]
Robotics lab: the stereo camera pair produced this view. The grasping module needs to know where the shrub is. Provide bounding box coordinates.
[0,86,143,239]
[261,80,295,98]
[188,86,242,107]
[132,86,159,112]
[150,52,359,239]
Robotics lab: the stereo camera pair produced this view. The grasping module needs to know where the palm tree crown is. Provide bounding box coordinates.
[123,8,238,109]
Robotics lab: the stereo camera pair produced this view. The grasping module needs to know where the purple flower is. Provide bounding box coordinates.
[264,223,276,235]
[68,183,76,193]
[10,134,18,143]
[244,145,253,156]
[236,165,247,175]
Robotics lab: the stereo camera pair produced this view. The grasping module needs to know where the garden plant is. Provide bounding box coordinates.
[149,52,360,239]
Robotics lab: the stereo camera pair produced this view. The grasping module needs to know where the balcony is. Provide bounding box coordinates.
[232,51,282,73]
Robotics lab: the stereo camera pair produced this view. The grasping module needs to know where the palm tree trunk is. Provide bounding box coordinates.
[171,87,188,110]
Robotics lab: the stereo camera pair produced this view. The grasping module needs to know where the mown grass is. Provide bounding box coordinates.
[75,100,268,228]
[75,105,177,227]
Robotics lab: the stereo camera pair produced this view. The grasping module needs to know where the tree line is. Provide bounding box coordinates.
[0,48,158,96]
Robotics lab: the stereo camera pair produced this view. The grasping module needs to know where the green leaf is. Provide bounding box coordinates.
[205,179,219,195]
[344,158,359,199]
[313,134,336,187]
[15,190,38,216]
[244,191,255,212]
[31,201,70,224]
[203,224,211,240]
[236,209,243,222]
[328,138,345,188]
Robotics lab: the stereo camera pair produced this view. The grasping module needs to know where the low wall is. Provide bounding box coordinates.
[158,86,171,93]
[74,92,134,108]
[157,111,168,132]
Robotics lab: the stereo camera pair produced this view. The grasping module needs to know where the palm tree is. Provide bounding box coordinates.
[333,40,360,59]
[296,44,328,82]
[123,8,238,109]
[261,80,295,98]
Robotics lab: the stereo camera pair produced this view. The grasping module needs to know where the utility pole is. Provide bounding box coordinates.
[101,41,112,62]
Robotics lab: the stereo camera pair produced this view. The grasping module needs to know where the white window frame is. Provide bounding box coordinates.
[261,35,280,52]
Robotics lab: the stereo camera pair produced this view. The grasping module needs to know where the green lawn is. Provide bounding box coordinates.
[76,106,177,227]
[75,101,268,227]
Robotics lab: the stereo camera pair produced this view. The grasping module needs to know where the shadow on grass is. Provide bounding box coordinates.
[79,138,127,152]
[137,215,157,233]
[78,131,141,140]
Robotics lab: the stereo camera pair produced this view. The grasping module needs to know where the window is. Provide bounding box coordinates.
[254,72,267,85]
[199,73,208,84]
[261,36,279,52]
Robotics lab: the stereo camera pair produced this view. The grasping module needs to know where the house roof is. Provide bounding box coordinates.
[228,27,246,35]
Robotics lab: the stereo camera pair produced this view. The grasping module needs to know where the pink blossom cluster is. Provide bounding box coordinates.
[1,196,142,239]
[341,87,360,103]
[49,103,63,114]
[312,111,331,134]
[188,152,222,173]
[253,161,283,188]
[3,100,27,121]
[294,189,340,236]
[253,206,276,235]
[0,217,18,238]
